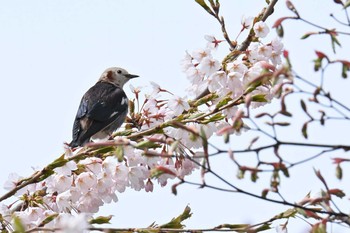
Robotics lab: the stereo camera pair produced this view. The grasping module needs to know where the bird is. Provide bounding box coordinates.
[69,67,139,147]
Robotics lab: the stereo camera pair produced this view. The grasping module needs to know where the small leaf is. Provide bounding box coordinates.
[273,17,290,28]
[160,206,192,229]
[280,164,290,177]
[330,33,341,53]
[251,94,267,102]
[342,63,348,78]
[300,99,307,113]
[328,188,345,198]
[89,215,113,225]
[301,31,317,39]
[201,113,225,123]
[314,169,326,185]
[336,164,343,180]
[286,0,300,17]
[315,50,328,60]
[255,112,271,118]
[215,96,232,109]
[280,111,292,117]
[276,24,284,37]
[115,145,124,162]
[345,0,350,8]
[47,155,68,170]
[195,0,215,16]
[129,99,135,114]
[274,208,297,219]
[262,189,269,198]
[237,168,245,179]
[13,216,25,233]
[313,58,322,71]
[302,122,308,139]
[250,170,258,182]
[171,183,178,196]
[39,172,55,184]
[253,223,271,232]
[150,166,177,178]
[274,122,291,126]
[135,140,160,149]
[192,93,218,107]
[216,224,250,230]
[334,0,343,4]
[38,213,59,227]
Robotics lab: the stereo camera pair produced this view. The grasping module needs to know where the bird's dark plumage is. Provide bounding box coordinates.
[69,67,138,147]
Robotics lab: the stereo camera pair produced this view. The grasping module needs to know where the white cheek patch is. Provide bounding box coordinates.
[121,97,128,105]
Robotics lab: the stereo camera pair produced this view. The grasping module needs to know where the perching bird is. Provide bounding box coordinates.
[69,67,139,147]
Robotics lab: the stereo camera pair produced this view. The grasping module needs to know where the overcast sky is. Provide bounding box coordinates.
[0,1,349,232]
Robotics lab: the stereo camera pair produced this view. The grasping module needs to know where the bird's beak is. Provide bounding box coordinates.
[125,73,139,79]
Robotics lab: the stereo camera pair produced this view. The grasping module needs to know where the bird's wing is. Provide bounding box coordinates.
[85,83,128,122]
[71,82,128,146]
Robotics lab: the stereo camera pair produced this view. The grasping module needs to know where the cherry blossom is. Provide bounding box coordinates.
[253,21,270,38]
[168,95,190,116]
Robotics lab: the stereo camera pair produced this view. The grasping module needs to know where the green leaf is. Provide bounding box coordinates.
[93,146,116,155]
[38,169,55,182]
[192,93,218,107]
[253,223,271,232]
[200,126,208,152]
[336,164,343,180]
[201,113,225,124]
[313,58,322,71]
[195,0,215,16]
[251,94,267,102]
[237,168,245,179]
[300,99,307,113]
[89,215,113,225]
[285,0,299,17]
[330,34,341,53]
[345,0,350,8]
[13,216,25,233]
[302,122,308,139]
[216,223,250,230]
[273,208,297,219]
[342,63,348,78]
[135,140,160,149]
[46,154,68,170]
[262,189,269,199]
[38,213,59,227]
[215,96,232,109]
[273,122,291,126]
[186,112,206,119]
[250,171,258,182]
[150,166,177,178]
[301,32,317,39]
[114,129,134,136]
[276,24,284,38]
[114,145,124,162]
[159,206,192,229]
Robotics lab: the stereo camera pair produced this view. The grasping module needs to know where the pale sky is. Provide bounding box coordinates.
[0,1,349,232]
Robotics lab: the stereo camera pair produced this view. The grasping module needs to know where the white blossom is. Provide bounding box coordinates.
[168,96,190,116]
[253,21,270,38]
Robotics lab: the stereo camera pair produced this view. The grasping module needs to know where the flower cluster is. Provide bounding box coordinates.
[0,20,288,232]
[1,141,198,231]
[182,22,285,110]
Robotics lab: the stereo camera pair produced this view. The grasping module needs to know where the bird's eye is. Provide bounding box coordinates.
[117,70,122,74]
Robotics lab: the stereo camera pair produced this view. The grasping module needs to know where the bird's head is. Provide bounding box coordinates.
[99,67,139,87]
